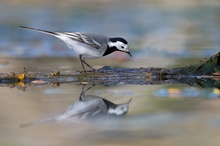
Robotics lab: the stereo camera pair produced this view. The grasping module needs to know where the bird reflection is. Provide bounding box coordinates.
[21,85,132,127]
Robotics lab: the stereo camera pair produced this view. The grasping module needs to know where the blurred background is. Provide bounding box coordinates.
[0,0,220,146]
[1,0,220,59]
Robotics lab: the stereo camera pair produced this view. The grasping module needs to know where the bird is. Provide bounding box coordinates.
[20,26,132,73]
[20,85,132,127]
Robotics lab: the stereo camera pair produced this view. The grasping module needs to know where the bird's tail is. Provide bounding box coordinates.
[20,115,81,128]
[20,26,59,36]
[20,116,57,128]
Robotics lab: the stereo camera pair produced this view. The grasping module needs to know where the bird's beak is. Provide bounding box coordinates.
[127,51,132,57]
[126,98,132,104]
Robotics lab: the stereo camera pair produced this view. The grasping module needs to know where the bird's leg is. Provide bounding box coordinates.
[79,84,95,101]
[82,60,96,71]
[79,55,86,73]
[79,55,96,72]
[79,85,86,101]
[84,85,94,93]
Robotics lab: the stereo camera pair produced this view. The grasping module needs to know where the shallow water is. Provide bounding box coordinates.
[1,57,219,146]
[0,1,220,146]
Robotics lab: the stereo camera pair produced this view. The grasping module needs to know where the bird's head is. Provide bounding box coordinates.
[107,98,132,116]
[108,37,132,57]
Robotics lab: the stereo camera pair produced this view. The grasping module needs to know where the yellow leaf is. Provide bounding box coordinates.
[213,88,220,95]
[17,74,25,81]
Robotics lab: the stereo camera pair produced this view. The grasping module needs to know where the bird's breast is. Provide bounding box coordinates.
[72,43,106,59]
[58,36,106,59]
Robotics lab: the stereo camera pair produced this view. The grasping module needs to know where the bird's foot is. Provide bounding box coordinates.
[90,68,97,72]
[80,68,97,73]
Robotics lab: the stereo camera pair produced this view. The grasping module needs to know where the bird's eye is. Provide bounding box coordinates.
[121,46,124,48]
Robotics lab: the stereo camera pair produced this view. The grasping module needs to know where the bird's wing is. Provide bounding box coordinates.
[79,106,102,119]
[62,32,106,49]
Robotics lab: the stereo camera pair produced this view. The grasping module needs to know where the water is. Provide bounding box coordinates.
[0,1,220,146]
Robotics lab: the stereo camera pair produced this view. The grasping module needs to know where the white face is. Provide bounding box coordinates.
[108,41,129,52]
[115,104,129,115]
[107,98,132,116]
[107,104,129,116]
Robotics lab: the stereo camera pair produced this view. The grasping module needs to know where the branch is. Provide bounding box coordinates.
[0,52,219,90]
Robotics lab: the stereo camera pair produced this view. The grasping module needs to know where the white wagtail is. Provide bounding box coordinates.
[20,26,132,72]
[20,85,132,127]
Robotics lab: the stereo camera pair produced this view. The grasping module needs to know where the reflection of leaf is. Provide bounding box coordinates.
[213,88,220,95]
[17,81,25,87]
[31,80,47,84]
[213,72,220,76]
[155,87,220,98]
[213,77,220,81]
